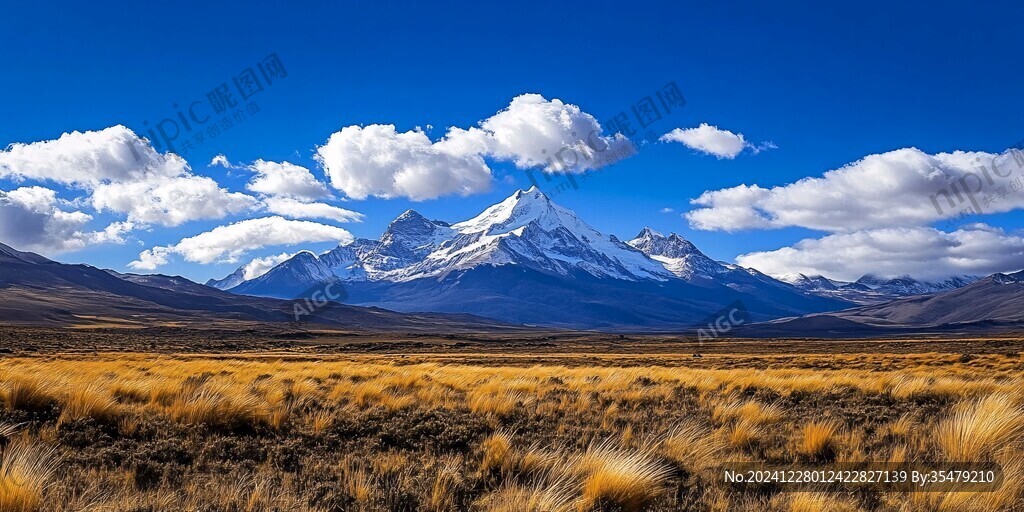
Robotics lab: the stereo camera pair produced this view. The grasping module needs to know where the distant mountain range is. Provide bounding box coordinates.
[210,188,852,328]
[777,273,980,304]
[1,187,1008,334]
[738,272,1024,337]
[0,242,513,332]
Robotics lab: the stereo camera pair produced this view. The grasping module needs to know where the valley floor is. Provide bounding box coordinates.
[0,328,1023,511]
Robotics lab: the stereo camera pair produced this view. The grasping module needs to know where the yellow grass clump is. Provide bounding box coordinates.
[58,386,120,426]
[796,420,842,461]
[934,394,1024,461]
[2,379,57,413]
[0,441,60,512]
[576,442,673,512]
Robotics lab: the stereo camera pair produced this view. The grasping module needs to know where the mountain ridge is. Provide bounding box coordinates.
[218,189,852,328]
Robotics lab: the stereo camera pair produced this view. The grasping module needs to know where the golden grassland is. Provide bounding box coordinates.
[0,348,1022,511]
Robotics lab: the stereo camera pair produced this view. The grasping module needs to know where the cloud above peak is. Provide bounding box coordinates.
[316,124,493,201]
[316,94,632,201]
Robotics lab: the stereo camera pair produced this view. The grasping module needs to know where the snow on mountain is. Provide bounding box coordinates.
[218,189,860,327]
[626,228,725,280]
[398,187,672,282]
[219,187,974,318]
[229,188,673,296]
[852,274,980,295]
[777,273,841,291]
[206,267,247,290]
[772,272,980,305]
[362,210,455,273]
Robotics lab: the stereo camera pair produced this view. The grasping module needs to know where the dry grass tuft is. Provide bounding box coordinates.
[58,386,120,426]
[796,420,842,461]
[165,381,267,430]
[662,420,731,474]
[723,419,763,451]
[2,379,57,413]
[934,394,1024,461]
[0,441,60,512]
[576,442,672,512]
[479,429,513,476]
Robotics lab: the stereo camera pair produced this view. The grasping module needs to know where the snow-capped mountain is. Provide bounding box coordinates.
[778,272,980,304]
[401,188,673,282]
[206,267,247,290]
[233,187,672,297]
[220,188,852,328]
[777,273,841,291]
[853,274,980,296]
[626,228,725,280]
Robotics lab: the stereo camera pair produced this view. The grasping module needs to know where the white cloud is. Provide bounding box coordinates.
[129,216,353,269]
[209,154,233,168]
[242,252,302,280]
[262,196,364,223]
[91,175,257,227]
[129,246,171,270]
[0,126,260,229]
[736,225,1024,282]
[442,93,634,173]
[0,186,131,255]
[246,160,330,200]
[659,207,674,214]
[316,94,633,200]
[316,124,493,201]
[660,123,773,159]
[0,125,185,187]
[688,148,1024,232]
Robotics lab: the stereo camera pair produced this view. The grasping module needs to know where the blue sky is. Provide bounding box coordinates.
[2,1,1024,282]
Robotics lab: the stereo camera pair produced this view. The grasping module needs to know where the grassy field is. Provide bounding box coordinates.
[0,331,1023,511]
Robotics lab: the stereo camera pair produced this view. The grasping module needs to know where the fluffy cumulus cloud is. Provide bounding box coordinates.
[0,186,132,255]
[316,94,632,201]
[0,125,184,186]
[316,124,493,201]
[91,175,256,227]
[129,216,353,269]
[0,125,259,230]
[688,148,1024,232]
[241,252,300,280]
[736,225,1024,282]
[246,160,330,200]
[262,196,364,223]
[661,123,773,159]
[441,93,634,173]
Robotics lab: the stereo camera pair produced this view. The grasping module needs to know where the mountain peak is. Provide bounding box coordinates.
[394,209,427,222]
[634,227,664,240]
[627,229,701,259]
[206,266,247,290]
[511,186,550,205]
[453,187,568,236]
